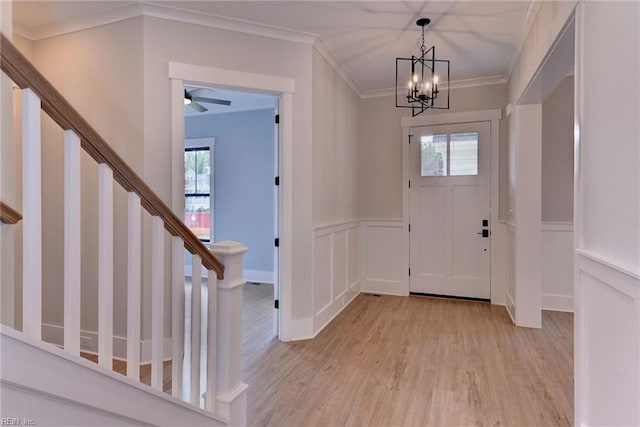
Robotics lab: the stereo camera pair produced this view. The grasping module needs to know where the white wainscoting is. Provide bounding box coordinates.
[541,222,574,312]
[505,222,516,323]
[360,220,406,296]
[575,249,640,426]
[312,221,361,335]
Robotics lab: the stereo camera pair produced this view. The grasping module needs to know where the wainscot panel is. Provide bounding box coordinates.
[313,221,361,335]
[541,222,574,312]
[361,220,405,296]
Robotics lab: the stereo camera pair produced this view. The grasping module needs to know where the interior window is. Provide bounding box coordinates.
[184,147,211,242]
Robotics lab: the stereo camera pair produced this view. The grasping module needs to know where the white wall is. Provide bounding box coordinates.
[541,223,573,312]
[358,85,509,297]
[542,76,574,223]
[311,46,361,336]
[540,76,574,313]
[141,16,314,333]
[312,47,359,227]
[359,84,510,222]
[11,18,145,341]
[574,2,640,425]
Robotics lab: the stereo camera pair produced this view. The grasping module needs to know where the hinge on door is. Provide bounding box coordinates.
[408,180,411,188]
[274,238,279,247]
[408,224,411,232]
[408,134,413,144]
[275,176,280,186]
[275,114,280,124]
[274,299,279,309]
[409,268,411,276]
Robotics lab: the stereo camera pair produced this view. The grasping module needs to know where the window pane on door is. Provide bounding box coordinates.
[185,196,210,241]
[450,132,478,176]
[421,134,448,176]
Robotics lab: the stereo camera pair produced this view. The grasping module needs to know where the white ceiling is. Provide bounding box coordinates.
[12,0,533,94]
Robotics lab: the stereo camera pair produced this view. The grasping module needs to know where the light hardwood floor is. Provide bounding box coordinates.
[244,288,573,427]
[84,284,573,426]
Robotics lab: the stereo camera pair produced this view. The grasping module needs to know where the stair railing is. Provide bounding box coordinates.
[0,201,22,224]
[1,33,246,423]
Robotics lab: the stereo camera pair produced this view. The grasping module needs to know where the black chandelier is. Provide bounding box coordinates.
[395,18,450,116]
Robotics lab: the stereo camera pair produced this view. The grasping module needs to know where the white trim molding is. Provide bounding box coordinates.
[360,219,406,296]
[312,220,361,336]
[14,1,316,45]
[41,324,172,365]
[1,326,225,426]
[313,38,362,97]
[170,63,295,343]
[574,249,640,424]
[401,109,503,304]
[541,221,574,312]
[401,108,502,128]
[244,270,275,284]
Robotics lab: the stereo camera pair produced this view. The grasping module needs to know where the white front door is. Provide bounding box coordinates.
[409,121,491,299]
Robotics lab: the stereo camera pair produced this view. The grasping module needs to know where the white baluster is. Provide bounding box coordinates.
[172,237,185,398]
[22,88,42,340]
[205,273,217,412]
[151,216,165,390]
[127,192,141,380]
[190,255,202,405]
[63,130,81,356]
[98,163,113,369]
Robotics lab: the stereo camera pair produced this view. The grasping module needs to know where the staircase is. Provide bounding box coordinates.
[0,33,248,426]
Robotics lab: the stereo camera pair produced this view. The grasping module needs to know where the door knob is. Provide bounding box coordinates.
[477,229,489,238]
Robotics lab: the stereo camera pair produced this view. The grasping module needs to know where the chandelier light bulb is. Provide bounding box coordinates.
[184,98,191,105]
[413,73,418,83]
[433,75,439,84]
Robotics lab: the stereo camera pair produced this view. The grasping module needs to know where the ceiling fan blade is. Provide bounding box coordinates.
[192,96,232,106]
[190,88,212,97]
[189,101,207,112]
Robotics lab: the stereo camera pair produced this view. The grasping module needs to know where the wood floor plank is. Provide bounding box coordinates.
[82,284,573,426]
[244,291,573,427]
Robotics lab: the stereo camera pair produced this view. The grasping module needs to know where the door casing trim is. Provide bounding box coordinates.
[401,109,504,304]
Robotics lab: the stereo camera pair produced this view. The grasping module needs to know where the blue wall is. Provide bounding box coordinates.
[186,108,275,274]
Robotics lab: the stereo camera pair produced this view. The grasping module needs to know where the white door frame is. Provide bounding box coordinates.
[401,109,504,303]
[169,62,295,341]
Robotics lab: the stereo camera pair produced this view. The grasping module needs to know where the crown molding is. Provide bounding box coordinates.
[14,0,317,45]
[312,37,362,97]
[15,2,143,41]
[360,75,507,99]
[138,1,316,45]
[504,0,542,81]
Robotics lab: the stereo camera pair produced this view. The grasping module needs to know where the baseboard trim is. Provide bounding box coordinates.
[244,269,275,284]
[287,318,313,341]
[42,324,172,364]
[541,294,574,312]
[314,290,360,336]
[362,279,407,296]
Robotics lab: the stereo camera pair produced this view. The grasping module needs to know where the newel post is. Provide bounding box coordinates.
[210,241,248,426]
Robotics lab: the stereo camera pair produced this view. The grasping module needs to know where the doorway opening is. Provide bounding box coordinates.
[182,84,280,343]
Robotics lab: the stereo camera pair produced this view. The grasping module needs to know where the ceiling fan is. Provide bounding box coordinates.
[184,87,231,112]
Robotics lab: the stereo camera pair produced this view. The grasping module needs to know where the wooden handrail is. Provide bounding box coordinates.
[0,33,224,279]
[1,201,22,224]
